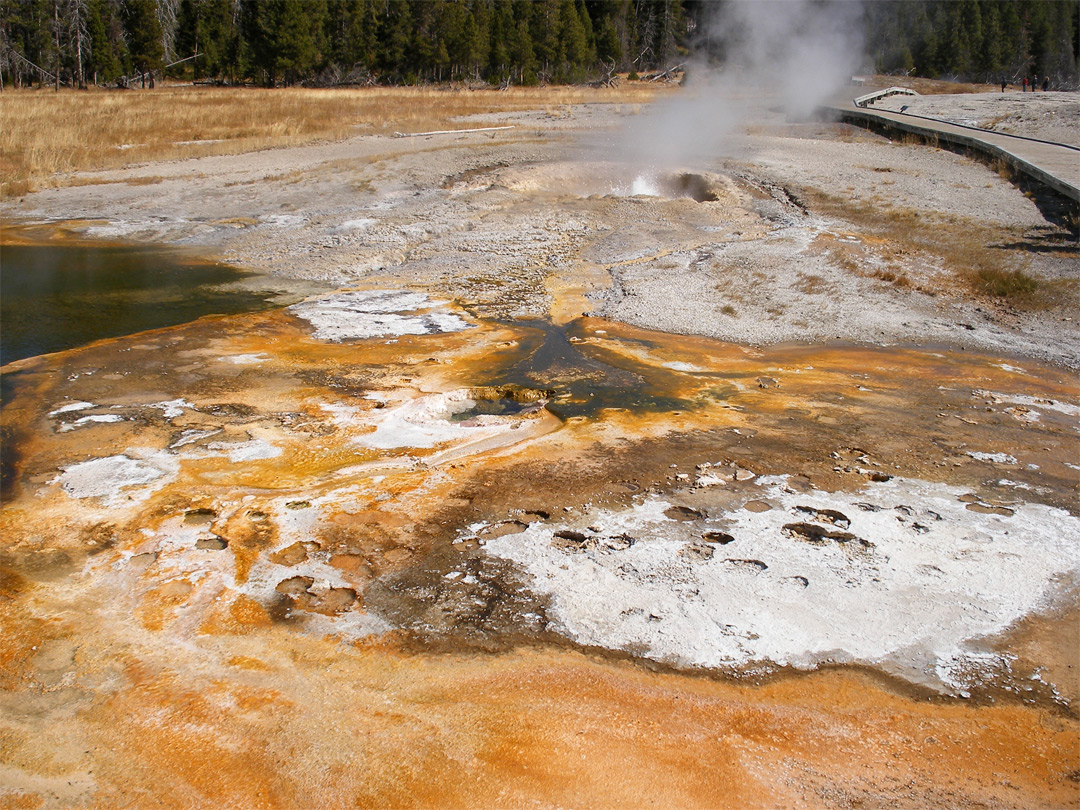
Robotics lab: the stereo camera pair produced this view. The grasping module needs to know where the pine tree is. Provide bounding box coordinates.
[124,0,164,86]
[378,0,414,82]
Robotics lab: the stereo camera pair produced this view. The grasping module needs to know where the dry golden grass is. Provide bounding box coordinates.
[0,83,664,198]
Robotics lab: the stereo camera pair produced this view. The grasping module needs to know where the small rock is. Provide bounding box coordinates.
[665,505,705,521]
[478,520,528,539]
[702,531,735,545]
[679,542,715,561]
[552,530,596,552]
[275,576,314,596]
[722,558,768,572]
[794,506,850,529]
[603,533,635,551]
[782,522,869,548]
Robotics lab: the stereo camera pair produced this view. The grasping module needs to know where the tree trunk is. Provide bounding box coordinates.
[53,0,60,92]
[75,7,84,89]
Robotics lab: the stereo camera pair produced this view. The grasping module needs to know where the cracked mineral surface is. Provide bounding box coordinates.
[1,88,1078,809]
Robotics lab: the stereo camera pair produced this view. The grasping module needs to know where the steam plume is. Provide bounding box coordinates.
[604,0,866,175]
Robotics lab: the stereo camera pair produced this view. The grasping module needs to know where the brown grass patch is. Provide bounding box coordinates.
[795,273,830,295]
[806,190,1050,304]
[990,157,1015,182]
[869,267,911,287]
[972,267,1038,299]
[0,84,665,198]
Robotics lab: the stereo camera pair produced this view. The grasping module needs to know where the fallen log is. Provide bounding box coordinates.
[393,125,515,138]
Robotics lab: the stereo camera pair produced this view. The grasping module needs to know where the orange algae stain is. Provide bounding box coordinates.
[199,593,274,636]
[3,300,1079,806]
[215,508,277,586]
[58,643,1078,809]
[0,794,45,810]
[227,655,273,671]
[84,669,301,809]
[353,650,1079,810]
[135,578,195,632]
[0,608,57,689]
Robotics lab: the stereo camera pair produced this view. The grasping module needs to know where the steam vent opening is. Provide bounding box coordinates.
[665,172,721,202]
[625,170,723,202]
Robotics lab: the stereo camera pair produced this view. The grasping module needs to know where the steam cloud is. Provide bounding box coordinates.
[604,0,866,176]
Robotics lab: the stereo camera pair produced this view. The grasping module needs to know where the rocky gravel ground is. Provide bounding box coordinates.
[4,89,1076,367]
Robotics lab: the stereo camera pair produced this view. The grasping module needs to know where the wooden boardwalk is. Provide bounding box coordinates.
[823,100,1079,203]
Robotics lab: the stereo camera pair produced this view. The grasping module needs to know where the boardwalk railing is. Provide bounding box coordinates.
[853,87,919,108]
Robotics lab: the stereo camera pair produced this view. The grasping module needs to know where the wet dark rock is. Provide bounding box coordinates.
[196,536,228,551]
[128,551,159,571]
[664,505,704,521]
[184,508,216,525]
[756,376,780,389]
[702,531,735,545]
[274,575,357,615]
[524,509,551,521]
[554,529,587,542]
[551,529,594,552]
[794,506,850,529]
[782,522,870,548]
[478,520,528,540]
[866,471,893,482]
[780,475,815,494]
[270,540,319,566]
[285,500,312,510]
[966,502,1015,516]
[311,587,357,614]
[603,533,635,551]
[275,575,314,596]
[855,502,882,512]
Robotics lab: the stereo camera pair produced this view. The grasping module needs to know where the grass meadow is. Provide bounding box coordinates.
[0,83,663,198]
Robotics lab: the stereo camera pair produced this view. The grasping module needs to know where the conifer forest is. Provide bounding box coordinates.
[1,0,1077,91]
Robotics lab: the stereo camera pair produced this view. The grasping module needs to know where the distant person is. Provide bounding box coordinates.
[1033,74,1039,91]
[1023,76,1028,92]
[1043,77,1049,92]
[1001,78,1007,92]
